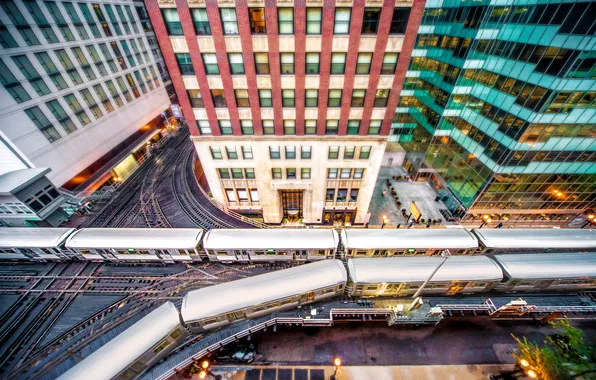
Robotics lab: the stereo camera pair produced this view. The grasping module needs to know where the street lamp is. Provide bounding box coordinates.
[381,215,388,229]
[479,214,492,228]
[331,357,342,380]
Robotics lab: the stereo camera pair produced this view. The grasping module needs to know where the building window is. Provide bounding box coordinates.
[354,168,364,179]
[218,168,230,179]
[25,106,61,142]
[270,146,281,159]
[228,53,244,74]
[231,168,243,178]
[359,146,371,159]
[191,8,211,35]
[390,8,410,34]
[328,90,342,107]
[305,89,318,107]
[212,90,227,107]
[305,53,320,74]
[259,89,272,107]
[334,8,351,34]
[337,189,348,202]
[263,119,274,134]
[235,89,250,107]
[326,120,339,135]
[326,189,335,202]
[349,189,359,202]
[368,120,382,135]
[362,8,381,34]
[250,189,259,202]
[306,8,322,34]
[278,8,293,35]
[305,120,317,135]
[282,89,295,107]
[175,53,193,75]
[286,168,297,179]
[202,54,219,74]
[242,146,253,159]
[284,120,296,135]
[301,146,312,159]
[255,53,269,74]
[210,147,222,159]
[220,9,238,35]
[241,120,254,135]
[301,168,311,179]
[249,8,266,34]
[382,53,399,74]
[280,53,294,74]
[331,53,346,74]
[356,53,373,74]
[347,120,360,135]
[188,90,204,108]
[344,146,355,159]
[328,169,338,179]
[245,168,255,179]
[197,120,211,135]
[226,189,237,202]
[219,120,233,134]
[351,90,366,107]
[340,169,351,179]
[328,146,339,159]
[272,168,282,179]
[375,89,390,107]
[161,9,182,35]
[285,145,296,159]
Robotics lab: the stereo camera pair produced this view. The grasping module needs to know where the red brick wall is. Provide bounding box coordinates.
[293,0,306,135]
[315,0,336,135]
[381,0,426,136]
[264,0,284,135]
[145,0,199,135]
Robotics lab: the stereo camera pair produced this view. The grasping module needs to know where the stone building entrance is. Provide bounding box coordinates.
[281,190,303,222]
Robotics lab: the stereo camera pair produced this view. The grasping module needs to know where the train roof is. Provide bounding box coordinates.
[474,229,596,249]
[347,256,503,283]
[341,229,479,250]
[203,228,339,250]
[181,260,347,322]
[58,302,181,380]
[0,227,76,248]
[492,253,596,279]
[64,228,203,249]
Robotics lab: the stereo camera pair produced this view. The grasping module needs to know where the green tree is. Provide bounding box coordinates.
[512,319,596,380]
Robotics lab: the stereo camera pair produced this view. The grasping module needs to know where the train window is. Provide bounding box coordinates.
[365,285,378,291]
[152,339,170,354]
[456,249,466,254]
[408,284,419,289]
[131,360,145,371]
[266,249,276,255]
[318,249,326,256]
[406,248,417,254]
[278,251,287,255]
[201,318,218,325]
[475,282,485,287]
[177,249,187,255]
[216,251,228,256]
[169,328,182,339]
[323,288,334,294]
[356,250,367,255]
[279,298,294,305]
[356,285,364,290]
[255,250,265,255]
[0,249,16,253]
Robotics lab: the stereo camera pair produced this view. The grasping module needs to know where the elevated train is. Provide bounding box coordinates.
[59,253,596,380]
[1,227,595,262]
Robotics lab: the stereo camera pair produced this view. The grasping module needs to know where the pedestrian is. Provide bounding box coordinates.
[382,189,387,197]
[396,224,400,229]
[365,223,369,228]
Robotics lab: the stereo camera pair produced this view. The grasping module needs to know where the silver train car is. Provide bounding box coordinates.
[202,228,339,261]
[181,260,347,333]
[341,228,479,257]
[0,227,75,260]
[474,228,596,254]
[58,302,187,380]
[493,253,596,292]
[347,256,504,297]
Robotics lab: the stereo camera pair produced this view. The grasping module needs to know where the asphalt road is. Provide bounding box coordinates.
[250,317,596,366]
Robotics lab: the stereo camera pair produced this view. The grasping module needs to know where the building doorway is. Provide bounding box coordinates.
[281,190,303,222]
[323,210,356,226]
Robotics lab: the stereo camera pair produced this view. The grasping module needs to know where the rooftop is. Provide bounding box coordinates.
[0,168,50,195]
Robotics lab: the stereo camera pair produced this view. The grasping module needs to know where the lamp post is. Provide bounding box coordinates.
[381,215,388,229]
[198,360,221,380]
[479,214,492,228]
[330,357,342,380]
[582,210,595,228]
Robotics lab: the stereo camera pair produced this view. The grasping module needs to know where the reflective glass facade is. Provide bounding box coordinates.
[396,0,596,225]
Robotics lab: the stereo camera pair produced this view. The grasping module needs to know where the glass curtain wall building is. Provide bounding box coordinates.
[395,0,595,226]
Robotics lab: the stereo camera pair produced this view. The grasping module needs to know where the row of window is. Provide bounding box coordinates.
[199,119,382,136]
[210,145,371,161]
[177,51,399,76]
[225,188,259,203]
[217,166,367,180]
[21,71,155,143]
[327,168,366,180]
[0,1,141,49]
[187,87,390,110]
[0,39,154,105]
[0,202,33,215]
[163,7,410,37]
[271,168,311,180]
[326,188,359,203]
[24,184,61,212]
